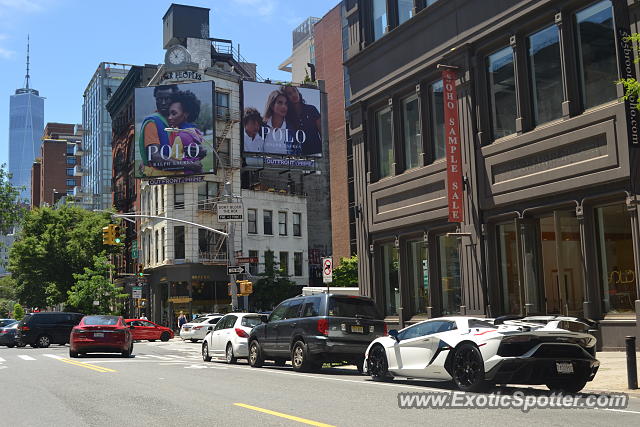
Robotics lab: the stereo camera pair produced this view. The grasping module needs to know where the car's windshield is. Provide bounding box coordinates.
[327,297,381,319]
[84,316,119,326]
[241,316,263,328]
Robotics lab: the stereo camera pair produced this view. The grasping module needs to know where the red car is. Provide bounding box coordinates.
[69,315,133,358]
[125,319,174,342]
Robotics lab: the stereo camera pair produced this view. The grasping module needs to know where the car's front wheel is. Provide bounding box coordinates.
[248,340,264,368]
[160,332,170,342]
[36,335,51,348]
[452,343,487,392]
[368,345,392,381]
[202,342,211,362]
[546,376,588,393]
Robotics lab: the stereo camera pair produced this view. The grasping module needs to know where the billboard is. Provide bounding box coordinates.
[135,81,215,179]
[242,81,322,157]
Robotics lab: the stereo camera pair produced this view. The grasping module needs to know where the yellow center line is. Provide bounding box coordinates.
[234,403,335,427]
[57,358,117,373]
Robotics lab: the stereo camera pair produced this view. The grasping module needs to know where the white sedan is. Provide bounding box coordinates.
[180,315,223,342]
[202,313,264,364]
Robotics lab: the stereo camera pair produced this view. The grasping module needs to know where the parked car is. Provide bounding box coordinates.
[125,319,173,342]
[248,293,386,372]
[180,315,223,342]
[0,319,17,327]
[0,321,19,347]
[364,316,600,393]
[16,312,84,348]
[69,315,133,358]
[202,313,264,364]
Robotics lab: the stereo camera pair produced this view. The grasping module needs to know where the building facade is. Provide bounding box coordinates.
[278,17,321,83]
[81,62,131,210]
[345,0,640,349]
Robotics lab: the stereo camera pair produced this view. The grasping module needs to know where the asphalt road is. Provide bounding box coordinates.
[1,340,640,427]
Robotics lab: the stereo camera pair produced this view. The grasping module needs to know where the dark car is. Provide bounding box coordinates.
[0,321,19,347]
[70,315,133,358]
[0,319,17,327]
[248,293,386,372]
[16,312,84,348]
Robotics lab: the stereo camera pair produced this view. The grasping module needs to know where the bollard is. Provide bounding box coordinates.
[626,336,638,390]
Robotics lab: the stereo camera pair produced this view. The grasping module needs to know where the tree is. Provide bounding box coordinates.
[9,205,115,308]
[13,303,24,320]
[0,275,18,317]
[250,250,298,311]
[0,163,25,234]
[67,255,128,315]
[331,255,359,287]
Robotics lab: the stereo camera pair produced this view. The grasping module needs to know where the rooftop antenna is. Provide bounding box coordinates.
[24,35,31,90]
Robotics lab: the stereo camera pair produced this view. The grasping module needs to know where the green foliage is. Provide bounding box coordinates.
[251,250,298,311]
[0,163,25,234]
[331,255,359,287]
[0,275,18,317]
[9,205,114,307]
[618,34,640,110]
[67,255,127,315]
[13,303,24,320]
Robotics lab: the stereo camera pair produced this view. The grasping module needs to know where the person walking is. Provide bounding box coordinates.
[177,311,187,331]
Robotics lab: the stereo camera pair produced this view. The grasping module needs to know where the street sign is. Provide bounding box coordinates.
[236,257,258,264]
[322,257,333,284]
[132,286,142,299]
[227,265,246,275]
[218,203,244,222]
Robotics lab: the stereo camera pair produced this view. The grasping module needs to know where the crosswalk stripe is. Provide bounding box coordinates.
[0,357,5,362]
[18,355,36,361]
[145,355,172,360]
[135,355,150,359]
[43,354,63,359]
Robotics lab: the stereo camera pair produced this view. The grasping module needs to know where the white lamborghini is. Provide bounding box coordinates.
[364,316,599,393]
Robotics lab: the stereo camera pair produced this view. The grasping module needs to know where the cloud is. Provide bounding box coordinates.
[0,0,51,60]
[0,0,46,16]
[0,47,14,59]
[230,0,277,17]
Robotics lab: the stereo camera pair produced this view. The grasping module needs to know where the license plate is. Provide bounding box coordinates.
[351,325,364,334]
[556,362,574,374]
[94,332,104,338]
[183,327,190,331]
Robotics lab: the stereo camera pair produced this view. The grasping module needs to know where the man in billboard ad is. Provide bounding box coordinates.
[242,81,322,157]
[135,81,215,178]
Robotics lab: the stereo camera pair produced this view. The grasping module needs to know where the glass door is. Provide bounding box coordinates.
[520,219,544,314]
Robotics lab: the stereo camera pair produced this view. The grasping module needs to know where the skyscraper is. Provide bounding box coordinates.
[9,37,45,203]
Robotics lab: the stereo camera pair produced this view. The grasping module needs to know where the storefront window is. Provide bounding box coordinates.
[497,222,521,315]
[372,0,388,41]
[376,106,394,178]
[528,24,563,125]
[407,240,429,315]
[381,243,399,316]
[402,94,422,170]
[397,0,413,26]
[430,80,445,160]
[487,46,516,140]
[596,204,637,314]
[438,235,460,315]
[575,0,617,110]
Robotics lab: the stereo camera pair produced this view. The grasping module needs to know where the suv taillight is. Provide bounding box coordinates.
[383,323,388,335]
[317,319,329,336]
[235,328,249,338]
[20,326,30,331]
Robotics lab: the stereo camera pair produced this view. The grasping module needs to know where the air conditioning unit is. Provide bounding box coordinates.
[73,166,85,176]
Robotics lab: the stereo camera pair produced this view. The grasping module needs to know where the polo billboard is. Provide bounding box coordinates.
[135,81,215,179]
[242,81,322,157]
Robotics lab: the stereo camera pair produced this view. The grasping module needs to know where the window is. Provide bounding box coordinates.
[216,92,230,119]
[487,46,516,140]
[528,25,563,125]
[155,230,159,264]
[401,93,421,169]
[159,186,164,213]
[302,296,321,317]
[429,80,445,160]
[66,179,75,187]
[248,209,257,234]
[293,213,301,236]
[438,235,461,315]
[279,211,287,236]
[174,226,185,259]
[398,0,413,25]
[294,252,303,276]
[497,221,520,315]
[398,320,455,341]
[376,106,393,178]
[241,316,263,328]
[284,300,303,319]
[154,186,158,215]
[199,229,216,257]
[279,251,288,275]
[407,240,429,315]
[264,210,273,235]
[198,182,218,210]
[381,243,399,316]
[248,250,259,275]
[372,0,387,41]
[66,157,76,165]
[575,0,617,110]
[328,296,381,318]
[174,184,184,209]
[66,168,74,176]
[269,301,289,322]
[161,228,165,261]
[66,144,75,155]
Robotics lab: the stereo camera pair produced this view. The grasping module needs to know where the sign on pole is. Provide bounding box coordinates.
[218,203,244,222]
[132,286,142,299]
[236,257,259,264]
[322,257,333,284]
[227,265,246,275]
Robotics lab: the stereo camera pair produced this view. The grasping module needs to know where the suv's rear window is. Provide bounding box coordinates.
[328,297,381,319]
[84,316,119,326]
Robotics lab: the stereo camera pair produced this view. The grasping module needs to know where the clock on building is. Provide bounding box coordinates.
[165,45,191,66]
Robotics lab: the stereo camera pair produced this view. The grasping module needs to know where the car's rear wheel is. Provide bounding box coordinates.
[368,345,392,381]
[248,340,264,368]
[202,342,211,362]
[291,341,319,372]
[226,343,237,364]
[36,335,51,348]
[546,376,588,393]
[121,342,133,358]
[160,332,170,342]
[452,343,487,392]
[69,350,78,358]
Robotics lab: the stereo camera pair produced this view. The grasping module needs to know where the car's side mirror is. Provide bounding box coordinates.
[207,326,213,331]
[388,329,399,342]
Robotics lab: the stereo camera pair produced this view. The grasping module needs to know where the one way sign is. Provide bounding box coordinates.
[227,265,246,275]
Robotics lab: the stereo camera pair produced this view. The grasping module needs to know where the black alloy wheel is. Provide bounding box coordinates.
[452,343,487,392]
[160,332,170,342]
[368,345,392,381]
[37,335,51,348]
[202,342,212,362]
[248,341,264,368]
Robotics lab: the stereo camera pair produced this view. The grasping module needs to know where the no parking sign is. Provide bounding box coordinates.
[322,257,333,284]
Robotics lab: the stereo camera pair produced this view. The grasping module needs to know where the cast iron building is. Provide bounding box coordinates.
[346,0,639,349]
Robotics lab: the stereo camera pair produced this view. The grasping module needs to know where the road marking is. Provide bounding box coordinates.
[145,354,173,360]
[597,408,640,415]
[0,366,6,370]
[0,357,5,362]
[234,403,335,427]
[57,358,116,373]
[18,355,35,361]
[43,354,63,359]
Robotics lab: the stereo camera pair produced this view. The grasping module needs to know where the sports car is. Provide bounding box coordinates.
[364,316,599,393]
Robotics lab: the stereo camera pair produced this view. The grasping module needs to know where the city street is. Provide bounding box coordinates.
[1,340,640,426]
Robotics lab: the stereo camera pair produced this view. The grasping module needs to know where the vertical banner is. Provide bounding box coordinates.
[442,69,464,222]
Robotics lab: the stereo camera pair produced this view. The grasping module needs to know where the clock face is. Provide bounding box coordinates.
[169,48,187,65]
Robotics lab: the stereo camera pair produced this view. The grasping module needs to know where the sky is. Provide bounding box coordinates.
[0,0,341,166]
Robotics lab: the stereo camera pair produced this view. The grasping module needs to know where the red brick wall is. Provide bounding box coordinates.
[315,5,351,264]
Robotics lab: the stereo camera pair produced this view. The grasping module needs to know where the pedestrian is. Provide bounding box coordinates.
[140,313,148,321]
[177,311,187,330]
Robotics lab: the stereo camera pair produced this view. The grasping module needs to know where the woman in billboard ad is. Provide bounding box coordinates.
[167,90,207,175]
[284,85,321,156]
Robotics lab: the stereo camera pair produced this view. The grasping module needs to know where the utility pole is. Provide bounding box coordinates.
[226,181,239,311]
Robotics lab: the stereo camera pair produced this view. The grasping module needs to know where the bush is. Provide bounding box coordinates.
[13,303,24,320]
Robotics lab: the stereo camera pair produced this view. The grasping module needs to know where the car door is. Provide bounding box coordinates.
[277,299,304,354]
[219,315,237,351]
[209,316,228,355]
[263,302,289,356]
[389,320,452,378]
[139,320,157,340]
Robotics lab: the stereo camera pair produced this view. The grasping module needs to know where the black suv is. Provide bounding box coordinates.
[16,312,84,348]
[248,293,386,372]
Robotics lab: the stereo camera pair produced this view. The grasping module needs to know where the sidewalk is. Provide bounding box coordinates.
[584,351,640,395]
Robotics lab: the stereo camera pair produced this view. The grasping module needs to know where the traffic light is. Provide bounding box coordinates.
[102,226,112,245]
[137,265,144,277]
[113,225,122,244]
[238,280,253,296]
